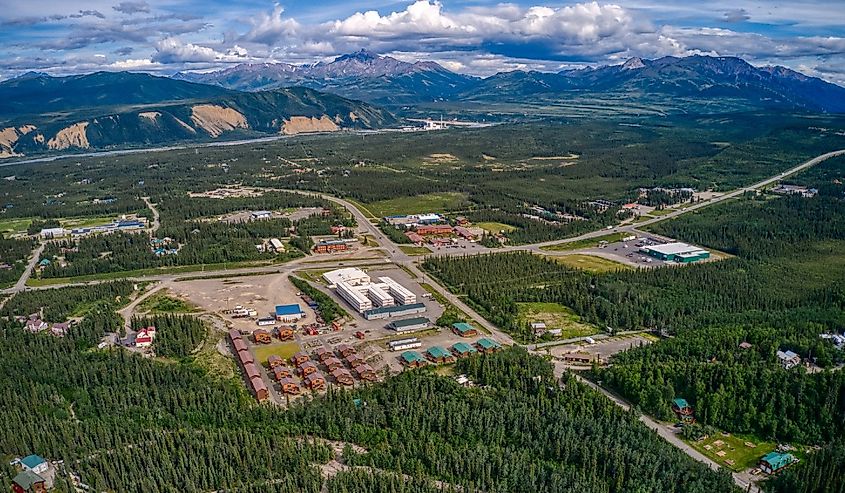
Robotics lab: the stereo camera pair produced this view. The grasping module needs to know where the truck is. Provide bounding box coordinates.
[354,331,366,340]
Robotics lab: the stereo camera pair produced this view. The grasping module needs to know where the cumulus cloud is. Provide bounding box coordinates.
[152,37,248,64]
[113,1,151,15]
[242,4,300,46]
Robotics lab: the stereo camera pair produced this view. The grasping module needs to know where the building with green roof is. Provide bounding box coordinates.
[452,322,478,337]
[475,338,502,353]
[451,342,478,357]
[426,346,455,363]
[12,470,46,492]
[671,397,694,422]
[759,452,797,474]
[400,350,427,368]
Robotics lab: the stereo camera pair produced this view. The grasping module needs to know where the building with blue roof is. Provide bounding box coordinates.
[275,304,304,322]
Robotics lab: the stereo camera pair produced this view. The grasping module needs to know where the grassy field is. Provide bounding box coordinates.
[540,232,627,252]
[516,302,597,339]
[399,245,432,256]
[688,432,778,473]
[253,341,301,368]
[138,291,199,314]
[550,254,630,273]
[476,222,518,234]
[188,326,237,381]
[0,217,33,236]
[365,192,469,218]
[60,215,118,228]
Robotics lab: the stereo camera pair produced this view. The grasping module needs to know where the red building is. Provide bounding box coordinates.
[415,225,453,235]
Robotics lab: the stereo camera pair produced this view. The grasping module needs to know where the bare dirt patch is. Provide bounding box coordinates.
[138,111,161,122]
[48,122,90,150]
[281,115,340,135]
[190,104,249,137]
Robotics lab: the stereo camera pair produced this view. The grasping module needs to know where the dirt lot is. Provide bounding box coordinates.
[548,334,653,363]
[216,207,323,224]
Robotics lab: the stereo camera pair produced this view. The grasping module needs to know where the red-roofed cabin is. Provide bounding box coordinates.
[273,366,293,381]
[345,354,364,368]
[336,344,356,358]
[251,376,269,402]
[267,355,283,368]
[253,329,272,344]
[238,349,255,366]
[279,377,300,395]
[324,356,344,371]
[354,364,377,381]
[314,347,332,361]
[276,326,294,341]
[291,351,310,366]
[298,361,318,377]
[304,372,326,390]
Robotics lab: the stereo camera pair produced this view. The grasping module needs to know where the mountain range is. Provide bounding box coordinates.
[179,51,845,113]
[2,50,844,158]
[0,71,395,157]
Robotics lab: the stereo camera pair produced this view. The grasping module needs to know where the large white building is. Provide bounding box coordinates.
[323,268,418,313]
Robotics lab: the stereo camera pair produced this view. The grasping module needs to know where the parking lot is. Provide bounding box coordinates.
[579,235,673,268]
[548,334,653,364]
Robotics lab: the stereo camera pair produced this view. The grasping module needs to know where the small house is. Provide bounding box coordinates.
[345,354,364,368]
[425,346,455,364]
[291,351,311,366]
[11,470,46,493]
[332,367,354,386]
[451,342,477,358]
[475,338,502,354]
[304,371,326,390]
[400,351,428,368]
[314,346,332,362]
[20,455,48,475]
[228,329,242,342]
[452,322,478,338]
[273,366,293,381]
[50,322,69,337]
[530,321,547,335]
[276,326,294,341]
[759,451,797,475]
[25,319,48,333]
[336,344,356,358]
[267,355,283,368]
[244,362,261,381]
[324,356,344,371]
[135,326,156,348]
[672,398,694,421]
[253,329,272,344]
[279,376,301,395]
[777,350,801,369]
[298,361,318,377]
[354,364,377,381]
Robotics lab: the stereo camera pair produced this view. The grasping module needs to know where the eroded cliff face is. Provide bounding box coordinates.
[0,125,36,157]
[47,122,90,150]
[190,105,249,137]
[281,115,340,135]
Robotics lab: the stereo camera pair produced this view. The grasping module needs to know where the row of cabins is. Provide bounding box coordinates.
[272,344,376,395]
[252,325,295,344]
[229,330,269,402]
[401,338,503,368]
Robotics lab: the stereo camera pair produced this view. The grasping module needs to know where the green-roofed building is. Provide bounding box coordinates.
[400,350,427,368]
[426,345,456,363]
[12,470,46,492]
[452,322,478,337]
[475,338,502,353]
[671,397,694,421]
[451,342,478,358]
[759,452,797,474]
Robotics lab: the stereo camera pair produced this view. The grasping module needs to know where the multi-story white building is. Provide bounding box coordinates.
[378,276,417,305]
[336,281,374,312]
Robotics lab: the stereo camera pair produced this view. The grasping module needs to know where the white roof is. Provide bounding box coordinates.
[643,242,707,256]
[777,350,799,360]
[323,267,370,286]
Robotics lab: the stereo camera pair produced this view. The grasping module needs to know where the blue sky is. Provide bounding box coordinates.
[1,1,843,84]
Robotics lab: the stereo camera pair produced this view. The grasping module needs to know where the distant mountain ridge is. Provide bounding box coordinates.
[0,71,396,158]
[177,51,845,113]
[175,49,478,105]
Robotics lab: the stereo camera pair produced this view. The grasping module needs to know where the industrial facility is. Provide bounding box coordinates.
[323,268,418,313]
[639,242,710,263]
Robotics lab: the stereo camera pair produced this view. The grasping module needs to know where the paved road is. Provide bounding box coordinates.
[4,242,45,295]
[142,196,161,234]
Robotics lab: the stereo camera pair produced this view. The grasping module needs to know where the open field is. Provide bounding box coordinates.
[516,302,597,339]
[550,254,630,273]
[138,291,199,314]
[476,222,517,234]
[365,192,469,218]
[540,232,627,252]
[399,245,432,256]
[688,432,778,473]
[188,321,237,381]
[253,342,301,368]
[0,217,32,236]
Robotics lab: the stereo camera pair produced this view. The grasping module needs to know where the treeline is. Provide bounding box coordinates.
[465,207,620,245]
[0,280,135,321]
[290,276,346,322]
[0,236,35,286]
[131,314,207,358]
[154,191,330,222]
[599,326,845,443]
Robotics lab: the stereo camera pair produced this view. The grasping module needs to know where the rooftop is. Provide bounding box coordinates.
[426,346,451,359]
[20,454,46,469]
[672,398,690,409]
[476,338,501,350]
[275,304,303,315]
[452,342,477,354]
[364,302,426,316]
[452,322,475,333]
[401,351,427,364]
[643,242,708,256]
[389,317,430,328]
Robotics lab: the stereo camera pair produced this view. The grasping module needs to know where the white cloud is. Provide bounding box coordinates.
[152,37,244,63]
[242,3,300,45]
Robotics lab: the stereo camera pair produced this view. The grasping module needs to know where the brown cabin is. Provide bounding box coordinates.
[332,367,354,386]
[354,364,377,381]
[267,355,283,368]
[12,470,47,493]
[291,351,311,366]
[244,362,261,380]
[336,344,356,358]
[273,366,293,381]
[314,346,332,362]
[298,361,318,377]
[251,376,269,402]
[232,337,248,353]
[238,349,255,366]
[279,376,301,395]
[228,329,242,342]
[276,326,294,341]
[304,371,326,390]
[324,356,344,371]
[253,329,272,344]
[345,354,364,368]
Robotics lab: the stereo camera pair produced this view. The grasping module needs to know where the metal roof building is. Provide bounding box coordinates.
[387,317,430,333]
[640,242,710,263]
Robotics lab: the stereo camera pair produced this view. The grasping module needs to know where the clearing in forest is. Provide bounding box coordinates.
[688,432,780,473]
[551,254,630,273]
[516,302,597,339]
[366,192,469,217]
[475,222,517,234]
